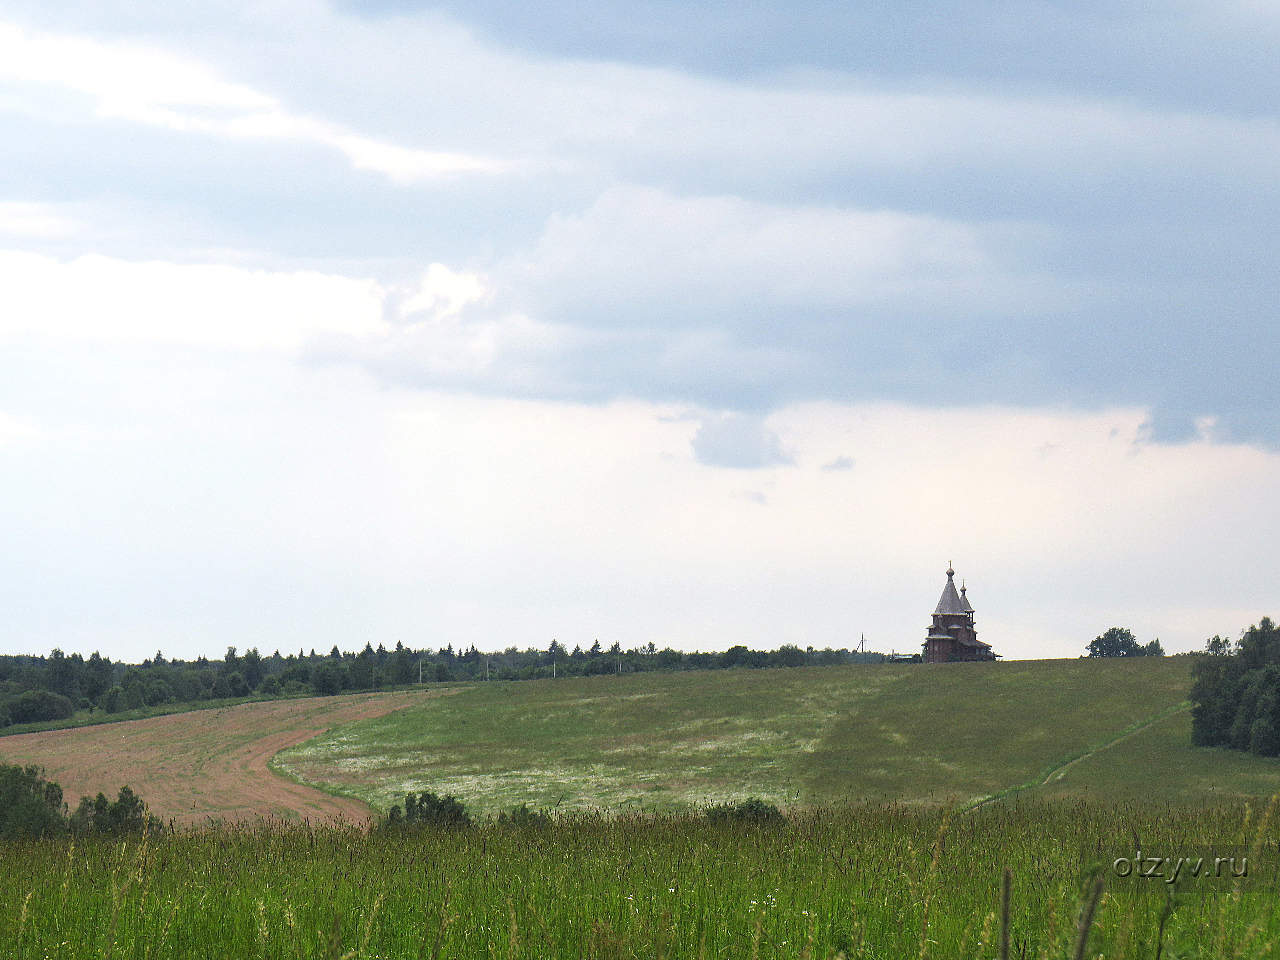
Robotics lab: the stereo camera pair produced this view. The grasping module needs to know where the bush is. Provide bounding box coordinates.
[705,797,785,825]
[69,786,161,836]
[0,764,66,838]
[498,802,552,827]
[387,791,471,828]
[3,688,75,724]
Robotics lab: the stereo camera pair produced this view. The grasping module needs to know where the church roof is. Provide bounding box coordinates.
[960,582,975,614]
[933,566,967,616]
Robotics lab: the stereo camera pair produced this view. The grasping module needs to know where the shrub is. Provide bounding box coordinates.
[0,764,66,838]
[498,803,552,827]
[69,785,161,836]
[3,688,75,724]
[388,791,471,828]
[705,797,785,825]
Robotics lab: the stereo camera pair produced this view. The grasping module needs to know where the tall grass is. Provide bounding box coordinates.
[3,799,1277,959]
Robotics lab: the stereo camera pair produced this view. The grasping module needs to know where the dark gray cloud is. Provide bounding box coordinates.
[335,1,1278,114]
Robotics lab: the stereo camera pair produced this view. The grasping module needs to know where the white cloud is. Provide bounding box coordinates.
[0,250,387,350]
[0,201,80,239]
[501,185,1051,321]
[304,261,576,391]
[0,411,39,446]
[0,19,506,182]
[395,263,491,323]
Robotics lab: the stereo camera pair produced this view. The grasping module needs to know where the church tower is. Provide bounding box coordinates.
[923,566,996,663]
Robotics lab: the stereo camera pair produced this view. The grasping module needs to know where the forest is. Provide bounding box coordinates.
[0,640,883,727]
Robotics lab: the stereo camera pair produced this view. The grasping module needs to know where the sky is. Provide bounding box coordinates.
[0,0,1277,662]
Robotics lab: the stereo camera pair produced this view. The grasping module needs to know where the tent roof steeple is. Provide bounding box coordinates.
[933,566,967,616]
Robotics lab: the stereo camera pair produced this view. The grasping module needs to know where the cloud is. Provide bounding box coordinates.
[0,411,40,446]
[691,413,793,469]
[0,201,79,239]
[821,456,854,472]
[334,1,1280,120]
[5,374,1277,660]
[0,251,386,350]
[307,263,580,394]
[501,186,1022,325]
[0,19,506,182]
[2,3,1278,452]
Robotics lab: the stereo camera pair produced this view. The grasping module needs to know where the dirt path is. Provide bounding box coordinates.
[0,690,448,826]
[962,702,1191,813]
[1034,702,1191,786]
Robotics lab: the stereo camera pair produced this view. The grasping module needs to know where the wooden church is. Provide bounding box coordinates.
[923,565,997,663]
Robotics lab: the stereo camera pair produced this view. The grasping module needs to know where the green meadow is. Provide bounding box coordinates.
[11,657,1280,958]
[6,801,1280,959]
[276,657,1280,815]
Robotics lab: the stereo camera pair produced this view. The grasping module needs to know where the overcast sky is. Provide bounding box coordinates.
[1,0,1277,662]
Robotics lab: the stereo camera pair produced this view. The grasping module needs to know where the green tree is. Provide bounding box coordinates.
[391,642,414,685]
[241,648,264,689]
[84,651,114,703]
[1086,627,1143,658]
[0,764,66,838]
[1192,619,1280,755]
[4,689,75,724]
[70,785,159,836]
[1205,635,1233,656]
[313,661,344,695]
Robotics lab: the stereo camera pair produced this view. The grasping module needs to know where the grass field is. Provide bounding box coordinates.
[0,690,437,824]
[8,658,1280,958]
[274,657,1280,816]
[5,800,1279,959]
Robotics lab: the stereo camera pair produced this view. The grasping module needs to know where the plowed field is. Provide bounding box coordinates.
[0,690,442,825]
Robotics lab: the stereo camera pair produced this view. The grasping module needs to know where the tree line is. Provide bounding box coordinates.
[1,641,885,727]
[1191,617,1280,756]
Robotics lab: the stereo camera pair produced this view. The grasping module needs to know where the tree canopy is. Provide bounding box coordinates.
[1192,618,1280,756]
[1085,627,1164,658]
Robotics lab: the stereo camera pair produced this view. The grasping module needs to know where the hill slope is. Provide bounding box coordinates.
[0,690,435,824]
[277,657,1280,814]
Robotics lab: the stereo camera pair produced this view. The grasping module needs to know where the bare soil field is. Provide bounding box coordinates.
[0,690,444,825]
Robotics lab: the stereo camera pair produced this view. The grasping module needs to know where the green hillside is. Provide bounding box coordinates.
[275,657,1280,814]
